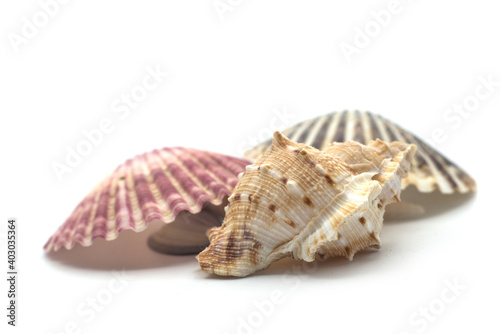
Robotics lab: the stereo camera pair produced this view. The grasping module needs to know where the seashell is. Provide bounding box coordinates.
[44,147,250,252]
[244,110,475,194]
[197,132,416,277]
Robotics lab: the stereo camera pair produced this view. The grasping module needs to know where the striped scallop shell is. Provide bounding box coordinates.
[44,147,250,252]
[244,110,475,194]
[197,132,416,277]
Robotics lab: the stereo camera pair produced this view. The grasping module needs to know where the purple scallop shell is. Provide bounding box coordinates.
[45,147,250,252]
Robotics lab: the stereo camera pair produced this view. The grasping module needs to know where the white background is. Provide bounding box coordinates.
[1,1,499,333]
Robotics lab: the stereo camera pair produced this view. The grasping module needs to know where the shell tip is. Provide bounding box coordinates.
[272,131,291,148]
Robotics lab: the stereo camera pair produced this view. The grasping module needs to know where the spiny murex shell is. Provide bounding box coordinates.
[244,110,475,194]
[197,132,416,277]
[44,147,250,252]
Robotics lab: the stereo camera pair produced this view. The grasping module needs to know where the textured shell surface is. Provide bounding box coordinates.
[44,147,250,252]
[244,110,475,194]
[197,132,416,277]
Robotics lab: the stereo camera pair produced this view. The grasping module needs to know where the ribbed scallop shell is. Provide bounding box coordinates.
[197,132,416,277]
[44,147,250,252]
[244,110,475,194]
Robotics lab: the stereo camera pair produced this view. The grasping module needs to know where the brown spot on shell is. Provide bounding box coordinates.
[268,204,276,212]
[300,152,317,167]
[285,220,296,228]
[249,195,260,205]
[243,228,263,265]
[233,193,241,201]
[243,228,252,240]
[281,177,288,184]
[359,217,366,225]
[293,149,301,155]
[369,231,378,241]
[377,203,383,209]
[345,246,351,255]
[208,226,264,267]
[226,229,238,254]
[303,196,314,207]
[325,175,335,185]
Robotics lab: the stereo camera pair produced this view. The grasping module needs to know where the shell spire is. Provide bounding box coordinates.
[197,132,416,277]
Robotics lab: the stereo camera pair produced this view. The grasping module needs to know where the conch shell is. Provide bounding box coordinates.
[197,132,416,276]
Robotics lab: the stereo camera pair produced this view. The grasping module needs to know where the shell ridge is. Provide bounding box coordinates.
[310,113,334,148]
[303,114,330,146]
[167,148,223,206]
[192,149,242,187]
[321,111,342,150]
[288,118,316,143]
[280,175,382,262]
[408,133,474,193]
